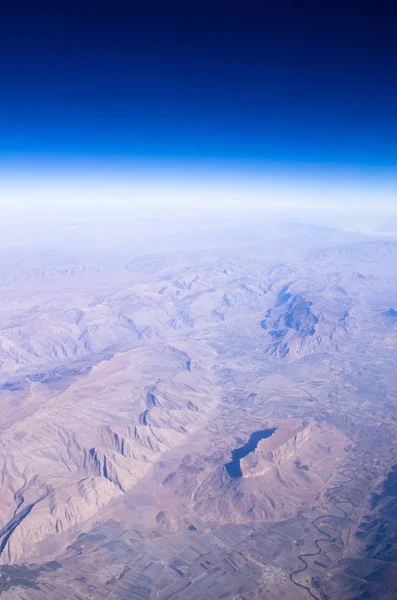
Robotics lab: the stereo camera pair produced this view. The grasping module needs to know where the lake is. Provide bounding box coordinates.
[225,428,277,478]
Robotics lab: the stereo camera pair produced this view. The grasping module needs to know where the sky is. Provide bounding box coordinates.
[1,0,396,221]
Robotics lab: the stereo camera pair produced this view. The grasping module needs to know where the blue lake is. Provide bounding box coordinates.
[225,428,277,478]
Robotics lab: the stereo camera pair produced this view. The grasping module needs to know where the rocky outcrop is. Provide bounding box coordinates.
[177,420,349,525]
[262,287,359,360]
[0,340,220,564]
[241,421,312,477]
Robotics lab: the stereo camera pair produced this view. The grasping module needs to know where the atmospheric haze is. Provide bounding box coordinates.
[1,165,396,230]
[1,210,397,600]
[1,1,397,599]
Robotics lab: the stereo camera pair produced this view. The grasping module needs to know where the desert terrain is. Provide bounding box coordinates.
[0,217,397,599]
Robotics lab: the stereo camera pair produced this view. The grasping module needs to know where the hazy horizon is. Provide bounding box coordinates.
[1,3,397,600]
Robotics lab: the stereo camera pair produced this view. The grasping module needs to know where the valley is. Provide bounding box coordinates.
[0,221,397,599]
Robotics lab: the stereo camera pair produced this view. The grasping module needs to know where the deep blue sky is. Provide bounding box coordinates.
[1,0,397,173]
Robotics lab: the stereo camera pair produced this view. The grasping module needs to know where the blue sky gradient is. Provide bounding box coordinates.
[1,0,396,217]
